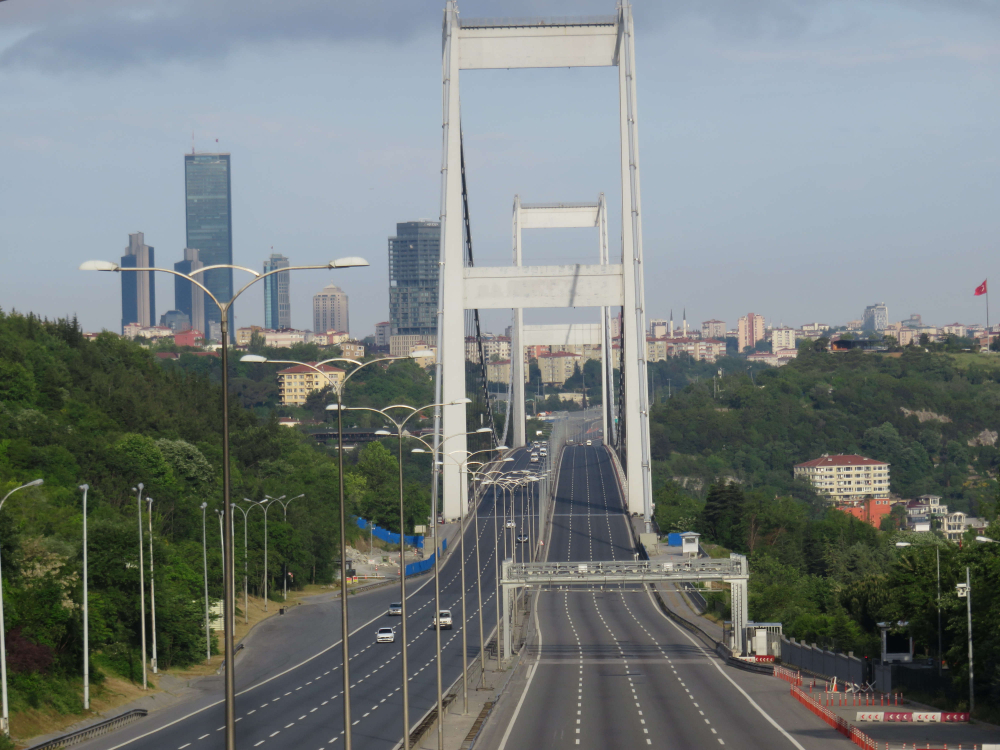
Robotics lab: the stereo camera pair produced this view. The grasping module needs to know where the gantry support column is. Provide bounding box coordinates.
[511,197,526,449]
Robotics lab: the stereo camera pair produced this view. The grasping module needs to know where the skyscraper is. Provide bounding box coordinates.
[862,303,889,332]
[174,247,206,335]
[185,153,232,340]
[121,232,155,334]
[313,283,349,335]
[263,253,291,330]
[738,312,765,352]
[388,220,440,337]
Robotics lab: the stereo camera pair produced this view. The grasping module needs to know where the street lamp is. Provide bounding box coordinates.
[146,496,158,674]
[896,540,943,676]
[82,255,368,750]
[201,503,211,661]
[245,352,414,750]
[231,503,257,624]
[0,478,43,735]
[79,485,90,710]
[131,485,149,690]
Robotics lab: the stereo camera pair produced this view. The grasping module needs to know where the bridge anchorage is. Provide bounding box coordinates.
[499,556,751,660]
[434,2,654,533]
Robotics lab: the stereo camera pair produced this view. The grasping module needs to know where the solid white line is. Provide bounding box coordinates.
[496,586,544,750]
[643,587,807,750]
[100,574,439,750]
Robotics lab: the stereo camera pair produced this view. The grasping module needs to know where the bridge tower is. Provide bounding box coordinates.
[436,2,654,525]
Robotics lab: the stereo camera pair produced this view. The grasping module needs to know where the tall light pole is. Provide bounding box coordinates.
[79,484,90,710]
[0,478,43,735]
[957,569,974,714]
[81,254,369,750]
[245,353,418,750]
[232,503,256,624]
[201,503,211,661]
[146,496,158,674]
[897,540,943,676]
[131,485,148,690]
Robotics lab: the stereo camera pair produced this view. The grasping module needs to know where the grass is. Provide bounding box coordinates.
[947,352,1000,370]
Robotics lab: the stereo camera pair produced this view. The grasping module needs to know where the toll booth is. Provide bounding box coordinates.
[680,531,700,558]
[744,622,783,658]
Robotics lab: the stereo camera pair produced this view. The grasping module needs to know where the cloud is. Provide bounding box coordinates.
[1,0,997,74]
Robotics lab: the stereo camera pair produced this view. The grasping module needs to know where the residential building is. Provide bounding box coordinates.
[862,303,889,332]
[800,323,829,334]
[375,321,391,348]
[121,232,155,334]
[124,325,172,341]
[389,220,440,337]
[340,341,365,360]
[175,329,205,347]
[313,283,349,336]
[646,337,724,363]
[159,310,191,333]
[649,318,668,338]
[264,329,307,348]
[174,247,206,336]
[263,253,291,330]
[537,351,582,385]
[943,512,989,542]
[549,343,601,361]
[235,326,262,347]
[897,329,916,346]
[746,351,789,367]
[466,334,512,363]
[557,393,584,406]
[737,313,765,353]
[487,359,511,384]
[185,153,233,339]
[836,498,896,528]
[772,327,795,351]
[941,323,968,338]
[901,314,923,328]
[409,343,437,369]
[323,330,350,346]
[390,334,437,358]
[702,319,725,339]
[276,362,346,406]
[793,454,891,502]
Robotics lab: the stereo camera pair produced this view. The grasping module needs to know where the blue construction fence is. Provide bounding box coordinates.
[405,538,447,577]
[355,517,425,549]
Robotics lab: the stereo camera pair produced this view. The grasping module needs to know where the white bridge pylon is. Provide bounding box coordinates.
[437,2,654,524]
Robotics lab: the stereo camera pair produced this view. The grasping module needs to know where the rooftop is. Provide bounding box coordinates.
[795,454,889,468]
[276,362,345,375]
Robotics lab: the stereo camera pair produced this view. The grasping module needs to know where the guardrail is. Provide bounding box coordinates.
[790,685,877,750]
[28,709,148,750]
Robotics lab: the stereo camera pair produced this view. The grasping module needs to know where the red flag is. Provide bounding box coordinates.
[975,280,988,296]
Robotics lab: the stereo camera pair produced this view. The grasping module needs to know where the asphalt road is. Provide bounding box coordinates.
[488,444,852,750]
[78,448,542,750]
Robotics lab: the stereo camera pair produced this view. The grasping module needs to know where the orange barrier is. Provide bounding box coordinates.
[790,685,877,750]
[774,665,802,686]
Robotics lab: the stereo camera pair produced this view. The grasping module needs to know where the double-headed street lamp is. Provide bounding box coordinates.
[131,485,149,690]
[243,352,423,750]
[82,255,368,750]
[201,502,211,661]
[246,494,303,610]
[231,503,259,625]
[0,479,43,735]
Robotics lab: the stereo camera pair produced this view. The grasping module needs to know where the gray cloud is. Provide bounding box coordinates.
[2,0,996,74]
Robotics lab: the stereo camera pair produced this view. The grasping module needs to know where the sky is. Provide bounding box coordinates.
[1,0,998,338]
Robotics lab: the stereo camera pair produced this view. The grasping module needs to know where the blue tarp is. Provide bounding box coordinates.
[404,538,447,576]
[666,531,697,546]
[356,517,425,549]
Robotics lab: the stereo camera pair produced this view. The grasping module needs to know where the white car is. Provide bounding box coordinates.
[586,439,592,446]
[388,602,402,616]
[506,520,516,528]
[376,627,395,643]
[433,610,453,629]
[530,455,539,463]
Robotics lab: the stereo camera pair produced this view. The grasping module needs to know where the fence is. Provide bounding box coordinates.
[356,517,425,549]
[780,636,867,687]
[28,709,148,750]
[404,538,447,576]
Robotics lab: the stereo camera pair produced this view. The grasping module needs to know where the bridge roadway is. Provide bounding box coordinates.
[77,449,539,750]
[486,444,850,750]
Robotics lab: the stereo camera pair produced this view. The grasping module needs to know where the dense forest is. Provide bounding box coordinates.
[650,345,1000,715]
[0,311,435,727]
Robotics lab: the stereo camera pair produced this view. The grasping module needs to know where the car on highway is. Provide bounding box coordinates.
[517,534,528,543]
[586,439,592,446]
[506,519,516,528]
[432,609,453,629]
[387,602,402,616]
[530,455,538,462]
[376,627,395,643]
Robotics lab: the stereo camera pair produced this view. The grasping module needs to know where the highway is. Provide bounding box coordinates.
[79,449,540,750]
[487,444,850,750]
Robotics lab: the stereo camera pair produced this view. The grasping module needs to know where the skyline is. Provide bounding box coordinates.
[1,0,998,338]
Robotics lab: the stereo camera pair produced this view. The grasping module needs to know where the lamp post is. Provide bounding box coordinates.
[201,502,211,661]
[956,569,974,714]
[146,496,158,674]
[231,503,256,624]
[81,255,369,750]
[0,479,43,735]
[79,484,90,710]
[896,540,943,676]
[131,485,149,690]
[345,397,466,748]
[244,353,417,750]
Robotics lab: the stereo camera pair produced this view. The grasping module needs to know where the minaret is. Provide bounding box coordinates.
[683,308,688,338]
[669,309,674,338]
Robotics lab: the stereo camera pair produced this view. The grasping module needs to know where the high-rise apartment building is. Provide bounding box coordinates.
[313,283,349,335]
[375,322,391,348]
[185,153,232,340]
[702,319,725,339]
[263,253,291,330]
[121,232,155,334]
[738,313,765,353]
[772,326,796,351]
[648,318,668,338]
[862,303,889,332]
[388,220,440,337]
[174,247,206,336]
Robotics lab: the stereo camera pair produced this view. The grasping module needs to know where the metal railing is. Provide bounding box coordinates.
[28,709,148,750]
[502,558,747,585]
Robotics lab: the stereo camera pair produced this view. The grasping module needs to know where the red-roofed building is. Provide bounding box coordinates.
[174,329,204,348]
[276,362,345,406]
[794,454,890,502]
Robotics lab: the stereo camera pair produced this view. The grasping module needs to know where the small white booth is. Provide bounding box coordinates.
[680,531,700,558]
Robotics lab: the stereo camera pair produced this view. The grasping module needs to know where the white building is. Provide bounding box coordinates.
[863,303,889,332]
[772,327,796,351]
[793,454,891,502]
[313,283,349,337]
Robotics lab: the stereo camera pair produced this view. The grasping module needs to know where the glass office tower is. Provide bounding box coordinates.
[263,253,291,330]
[121,232,155,334]
[184,153,232,340]
[388,220,440,337]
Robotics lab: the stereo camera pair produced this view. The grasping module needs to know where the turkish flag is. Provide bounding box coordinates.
[975,280,988,296]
